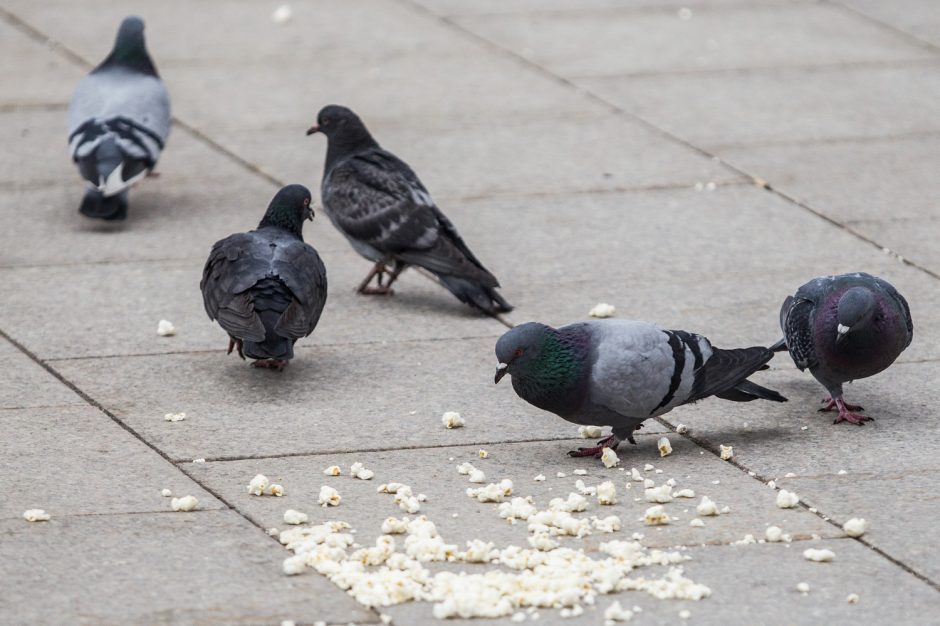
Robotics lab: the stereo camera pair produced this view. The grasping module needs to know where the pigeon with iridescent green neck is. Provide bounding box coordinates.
[495,320,786,457]
[776,272,912,425]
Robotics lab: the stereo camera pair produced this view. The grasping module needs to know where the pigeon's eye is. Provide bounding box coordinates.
[513,348,525,358]
[303,198,310,206]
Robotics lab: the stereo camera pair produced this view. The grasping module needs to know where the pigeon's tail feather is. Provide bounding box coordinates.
[79,188,127,220]
[243,310,295,361]
[690,345,784,404]
[437,274,513,315]
[715,379,787,403]
[769,337,787,352]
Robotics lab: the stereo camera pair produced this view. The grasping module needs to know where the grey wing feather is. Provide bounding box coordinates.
[200,232,268,342]
[782,295,818,371]
[271,241,328,339]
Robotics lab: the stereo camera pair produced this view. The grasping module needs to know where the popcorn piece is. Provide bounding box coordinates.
[533,474,546,481]
[556,472,567,478]
[796,582,810,593]
[478,449,488,459]
[441,411,465,429]
[511,613,526,623]
[549,492,588,513]
[720,505,731,514]
[733,534,756,545]
[498,497,537,522]
[696,496,719,516]
[674,488,695,498]
[847,593,860,604]
[601,447,620,468]
[323,465,341,476]
[838,469,848,475]
[192,458,205,463]
[171,496,198,512]
[644,505,670,526]
[283,509,308,525]
[160,488,172,497]
[247,474,270,496]
[680,610,691,620]
[528,532,559,551]
[689,518,705,528]
[592,515,621,533]
[575,479,596,496]
[776,489,800,509]
[457,462,475,475]
[784,472,796,478]
[843,518,868,538]
[578,425,604,438]
[283,554,306,575]
[589,303,616,318]
[765,526,783,542]
[658,437,673,457]
[461,539,498,563]
[644,463,654,471]
[767,480,776,489]
[573,469,588,476]
[157,320,176,336]
[604,600,633,622]
[645,484,673,503]
[666,478,676,487]
[318,486,341,507]
[676,424,689,436]
[467,479,513,503]
[164,412,186,422]
[719,445,733,460]
[381,517,409,534]
[630,467,643,482]
[597,481,617,505]
[23,509,50,522]
[350,462,375,480]
[468,469,486,483]
[271,4,293,24]
[267,527,279,536]
[643,478,655,489]
[268,484,285,497]
[803,548,835,562]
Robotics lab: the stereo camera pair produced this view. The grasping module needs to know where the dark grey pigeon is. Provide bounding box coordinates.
[776,272,912,424]
[495,319,786,457]
[67,16,170,220]
[305,105,511,315]
[200,185,327,371]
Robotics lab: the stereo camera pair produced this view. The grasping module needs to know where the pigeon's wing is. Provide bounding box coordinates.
[687,342,776,403]
[200,232,270,342]
[782,295,818,371]
[869,275,914,344]
[271,240,328,339]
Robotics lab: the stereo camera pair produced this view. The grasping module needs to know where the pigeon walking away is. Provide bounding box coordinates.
[200,185,327,371]
[305,105,511,315]
[67,16,170,220]
[495,320,786,457]
[776,272,912,425]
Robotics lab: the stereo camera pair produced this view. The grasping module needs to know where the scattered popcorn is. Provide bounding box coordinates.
[164,412,186,422]
[809,507,818,513]
[801,426,808,431]
[711,479,719,484]
[676,423,689,434]
[732,534,756,545]
[689,518,705,528]
[720,505,730,514]
[271,4,293,24]
[597,481,617,505]
[381,517,410,534]
[498,497,537,522]
[578,425,604,438]
[666,478,676,487]
[601,447,620,468]
[803,548,835,562]
[592,515,621,533]
[680,609,691,619]
[467,479,513,502]
[630,467,643,482]
[468,469,487,483]
[674,488,695,498]
[457,462,475,475]
[784,472,796,478]
[838,469,848,475]
[478,449,488,459]
[511,613,526,623]
[350,462,375,480]
[644,505,670,526]
[767,480,776,489]
[23,509,50,522]
[533,474,545,481]
[269,484,284,497]
[171,496,198,512]
[719,445,733,460]
[549,492,589,513]
[643,478,655,489]
[283,509,308,525]
[192,458,205,464]
[560,605,585,618]
[573,469,588,476]
[323,465,341,476]
[318,486,341,507]
[765,526,783,542]
[527,532,559,551]
[644,464,654,471]
[776,490,800,509]
[283,554,306,575]
[589,303,616,318]
[461,539,499,563]
[442,411,465,429]
[604,600,633,622]
[268,527,279,536]
[843,518,868,537]
[575,479,596,496]
[796,582,810,594]
[247,474,270,496]
[696,496,719,516]
[161,488,172,497]
[556,472,567,478]
[847,593,860,604]
[658,437,673,457]
[156,320,176,336]
[645,484,673,503]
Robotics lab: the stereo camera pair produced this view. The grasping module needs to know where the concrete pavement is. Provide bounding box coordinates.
[2,0,939,624]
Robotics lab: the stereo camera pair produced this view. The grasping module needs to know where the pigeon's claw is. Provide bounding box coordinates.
[819,398,864,413]
[356,261,396,295]
[825,397,872,425]
[567,433,621,458]
[227,337,245,360]
[251,358,289,371]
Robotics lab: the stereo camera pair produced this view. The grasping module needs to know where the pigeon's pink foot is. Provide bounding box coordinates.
[360,285,395,295]
[227,337,245,360]
[826,398,873,425]
[251,358,289,371]
[146,170,161,178]
[568,434,620,458]
[356,262,395,295]
[819,398,864,413]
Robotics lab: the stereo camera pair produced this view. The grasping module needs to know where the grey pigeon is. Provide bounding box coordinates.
[495,319,786,457]
[305,105,511,315]
[200,185,327,371]
[67,16,170,220]
[776,272,913,424]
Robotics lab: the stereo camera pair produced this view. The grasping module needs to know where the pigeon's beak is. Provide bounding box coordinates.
[495,362,508,384]
[305,124,320,136]
[836,323,850,344]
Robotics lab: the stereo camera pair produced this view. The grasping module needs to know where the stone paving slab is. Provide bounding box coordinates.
[838,0,940,47]
[579,63,940,149]
[455,2,931,78]
[0,19,81,107]
[413,0,816,17]
[0,510,375,626]
[841,217,940,277]
[0,336,83,409]
[0,405,223,520]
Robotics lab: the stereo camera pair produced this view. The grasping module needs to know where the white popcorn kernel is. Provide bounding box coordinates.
[549,492,588,513]
[271,5,293,24]
[381,517,409,534]
[528,532,560,551]
[674,488,695,498]
[283,554,306,575]
[801,426,808,431]
[171,496,198,512]
[578,425,604,438]
[597,481,617,505]
[719,445,733,460]
[468,469,486,483]
[765,526,783,542]
[644,505,670,526]
[498,497,537,521]
[676,424,689,434]
[658,437,673,457]
[589,303,616,318]
[533,474,545,481]
[603,600,633,622]
[573,469,588,476]
[456,462,475,475]
[720,505,731,514]
[478,449,488,459]
[767,480,776,489]
[268,484,284,497]
[282,621,296,626]
[442,411,465,429]
[461,539,498,563]
[776,489,800,509]
[192,458,205,464]
[318,486,341,507]
[160,488,172,497]
[630,467,643,482]
[399,496,421,513]
[380,615,392,625]
[511,613,526,623]
[644,463,654,471]
[838,469,848,475]
[556,472,567,478]
[784,472,796,478]
[796,582,810,593]
[643,478,655,489]
[803,548,835,562]
[847,593,860,604]
[689,518,705,528]
[645,484,674,503]
[349,462,374,480]
[156,320,176,336]
[283,509,308,525]
[600,447,620,468]
[696,496,719,516]
[163,412,186,422]
[592,515,621,532]
[711,479,719,484]
[323,465,341,476]
[247,474,270,496]
[267,527,279,536]
[680,609,691,619]
[23,509,51,522]
[843,518,868,537]
[575,479,596,496]
[733,534,756,545]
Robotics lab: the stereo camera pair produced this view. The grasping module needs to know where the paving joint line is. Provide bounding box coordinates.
[828,0,940,56]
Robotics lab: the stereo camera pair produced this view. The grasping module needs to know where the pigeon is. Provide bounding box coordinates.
[495,319,786,457]
[776,272,913,424]
[200,185,327,371]
[305,105,511,315]
[67,16,170,220]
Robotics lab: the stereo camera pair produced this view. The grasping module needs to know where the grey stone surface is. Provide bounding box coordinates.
[456,3,931,78]
[0,19,81,107]
[0,405,223,520]
[413,0,816,17]
[0,336,82,409]
[838,0,940,47]
[579,63,940,149]
[841,216,940,277]
[0,510,375,625]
